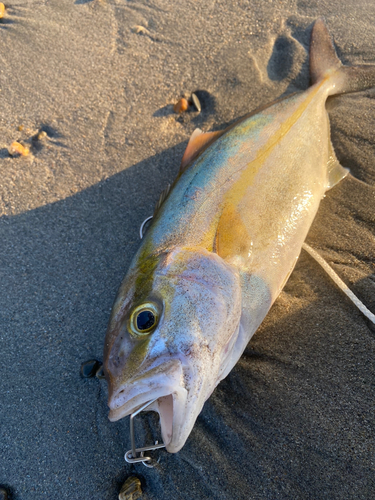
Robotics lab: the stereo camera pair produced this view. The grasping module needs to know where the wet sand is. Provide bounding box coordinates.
[0,1,374,499]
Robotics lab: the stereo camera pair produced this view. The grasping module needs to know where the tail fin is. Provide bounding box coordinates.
[310,18,375,96]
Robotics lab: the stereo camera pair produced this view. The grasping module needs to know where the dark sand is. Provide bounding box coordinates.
[1,1,374,499]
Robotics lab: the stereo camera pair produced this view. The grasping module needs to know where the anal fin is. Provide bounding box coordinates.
[327,139,349,189]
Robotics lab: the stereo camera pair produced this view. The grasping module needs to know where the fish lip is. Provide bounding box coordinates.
[107,358,184,416]
[107,358,189,448]
[108,387,189,450]
[108,387,173,422]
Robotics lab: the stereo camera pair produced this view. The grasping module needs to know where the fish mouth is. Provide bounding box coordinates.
[107,359,191,452]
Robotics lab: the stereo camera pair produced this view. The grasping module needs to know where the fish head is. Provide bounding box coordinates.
[103,245,242,453]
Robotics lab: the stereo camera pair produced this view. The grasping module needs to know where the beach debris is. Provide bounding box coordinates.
[95,364,105,379]
[80,359,101,378]
[173,97,189,114]
[8,141,29,157]
[36,130,48,141]
[0,3,5,19]
[132,25,149,35]
[173,94,202,114]
[103,19,375,456]
[0,487,9,500]
[17,125,24,132]
[118,476,142,500]
[190,93,201,113]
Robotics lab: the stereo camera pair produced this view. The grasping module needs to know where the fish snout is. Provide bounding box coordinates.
[107,357,186,418]
[106,357,211,452]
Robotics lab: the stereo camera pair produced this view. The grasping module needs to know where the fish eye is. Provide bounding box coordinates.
[129,302,159,337]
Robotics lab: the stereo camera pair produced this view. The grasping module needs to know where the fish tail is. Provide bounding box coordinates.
[310,18,375,96]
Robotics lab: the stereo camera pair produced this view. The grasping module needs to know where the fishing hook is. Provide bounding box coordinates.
[124,398,166,468]
[139,216,153,239]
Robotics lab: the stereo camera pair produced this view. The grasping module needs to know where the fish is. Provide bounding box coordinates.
[103,19,375,454]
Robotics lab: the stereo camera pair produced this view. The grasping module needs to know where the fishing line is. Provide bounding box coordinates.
[302,243,375,325]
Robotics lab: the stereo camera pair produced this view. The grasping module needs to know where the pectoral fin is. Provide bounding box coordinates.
[215,204,253,266]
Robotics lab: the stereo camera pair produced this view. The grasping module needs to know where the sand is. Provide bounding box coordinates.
[0,1,374,499]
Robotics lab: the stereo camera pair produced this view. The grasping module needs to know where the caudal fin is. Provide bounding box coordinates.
[310,18,375,96]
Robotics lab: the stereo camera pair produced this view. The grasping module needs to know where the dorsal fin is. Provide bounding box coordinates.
[180,128,223,173]
[153,183,171,217]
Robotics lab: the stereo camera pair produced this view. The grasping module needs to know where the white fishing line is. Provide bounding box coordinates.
[302,243,375,325]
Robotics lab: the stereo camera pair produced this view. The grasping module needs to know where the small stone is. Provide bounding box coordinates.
[8,141,29,157]
[0,487,9,500]
[17,125,24,132]
[80,359,101,378]
[132,25,148,35]
[190,93,201,113]
[37,131,47,141]
[95,364,105,379]
[0,3,5,19]
[173,98,188,114]
[118,477,142,500]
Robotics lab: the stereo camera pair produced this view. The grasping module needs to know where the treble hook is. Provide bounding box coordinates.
[124,398,166,468]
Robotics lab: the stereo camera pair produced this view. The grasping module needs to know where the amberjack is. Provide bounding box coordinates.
[103,19,375,453]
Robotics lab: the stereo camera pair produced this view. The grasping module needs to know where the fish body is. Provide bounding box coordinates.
[103,20,375,453]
